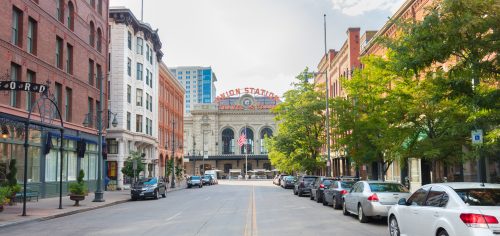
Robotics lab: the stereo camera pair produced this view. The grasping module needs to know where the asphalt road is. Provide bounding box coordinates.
[0,180,387,236]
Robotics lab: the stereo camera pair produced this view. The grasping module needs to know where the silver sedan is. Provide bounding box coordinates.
[342,181,410,223]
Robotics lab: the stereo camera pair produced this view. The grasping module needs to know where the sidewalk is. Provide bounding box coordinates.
[0,181,186,229]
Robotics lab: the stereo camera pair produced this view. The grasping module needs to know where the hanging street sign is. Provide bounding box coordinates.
[471,129,483,144]
[0,81,47,93]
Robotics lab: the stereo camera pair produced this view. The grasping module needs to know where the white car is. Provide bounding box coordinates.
[388,182,500,236]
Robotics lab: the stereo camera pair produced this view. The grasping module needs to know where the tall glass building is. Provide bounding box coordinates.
[169,66,217,114]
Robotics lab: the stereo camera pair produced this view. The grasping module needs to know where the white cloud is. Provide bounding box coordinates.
[330,0,405,16]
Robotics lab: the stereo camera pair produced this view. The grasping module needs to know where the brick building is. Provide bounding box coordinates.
[158,62,184,180]
[0,0,109,197]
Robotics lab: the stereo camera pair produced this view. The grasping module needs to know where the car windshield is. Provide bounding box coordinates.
[285,176,295,181]
[453,188,500,206]
[369,183,408,193]
[341,182,355,189]
[303,177,317,183]
[323,180,333,186]
[191,176,201,180]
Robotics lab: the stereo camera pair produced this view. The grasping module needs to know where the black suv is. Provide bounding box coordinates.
[293,175,318,197]
[310,177,334,203]
[131,177,166,200]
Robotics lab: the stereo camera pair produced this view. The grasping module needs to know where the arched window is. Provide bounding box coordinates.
[222,128,234,154]
[260,128,273,154]
[89,21,95,47]
[97,0,103,15]
[240,127,254,154]
[96,28,102,52]
[67,1,74,30]
[57,0,65,23]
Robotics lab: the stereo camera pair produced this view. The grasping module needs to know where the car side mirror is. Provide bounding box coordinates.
[398,198,408,206]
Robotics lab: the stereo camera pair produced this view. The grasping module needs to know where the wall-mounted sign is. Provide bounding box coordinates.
[0,81,47,93]
[215,87,280,103]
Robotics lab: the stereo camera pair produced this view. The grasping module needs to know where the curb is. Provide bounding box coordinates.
[0,185,187,229]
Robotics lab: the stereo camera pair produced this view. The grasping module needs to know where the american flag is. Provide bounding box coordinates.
[237,133,247,147]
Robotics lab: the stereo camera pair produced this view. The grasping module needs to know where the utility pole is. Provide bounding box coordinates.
[93,74,105,202]
[324,14,331,177]
[171,119,175,188]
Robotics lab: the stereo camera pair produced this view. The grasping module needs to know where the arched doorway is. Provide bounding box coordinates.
[260,127,273,154]
[222,128,234,154]
[240,127,254,154]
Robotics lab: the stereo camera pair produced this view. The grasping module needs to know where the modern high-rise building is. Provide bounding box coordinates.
[107,7,162,189]
[169,66,217,114]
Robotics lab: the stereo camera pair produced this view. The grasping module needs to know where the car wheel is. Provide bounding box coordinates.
[389,216,400,236]
[162,189,167,198]
[131,196,137,201]
[293,188,298,195]
[342,201,349,216]
[316,193,322,203]
[199,184,202,188]
[298,191,303,197]
[154,189,159,200]
[358,204,369,223]
[437,229,449,236]
[333,197,339,209]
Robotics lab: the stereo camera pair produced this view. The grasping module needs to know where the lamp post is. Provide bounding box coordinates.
[323,14,331,177]
[171,119,176,188]
[82,74,118,202]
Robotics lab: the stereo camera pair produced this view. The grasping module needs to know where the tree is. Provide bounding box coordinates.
[121,151,145,180]
[267,68,326,173]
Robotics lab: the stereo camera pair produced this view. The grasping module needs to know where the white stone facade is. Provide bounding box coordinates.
[106,8,163,188]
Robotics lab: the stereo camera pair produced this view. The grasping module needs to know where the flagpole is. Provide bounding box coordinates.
[245,124,248,180]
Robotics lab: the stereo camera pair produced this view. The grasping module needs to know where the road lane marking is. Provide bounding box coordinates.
[244,184,258,236]
[252,184,258,236]
[164,212,182,222]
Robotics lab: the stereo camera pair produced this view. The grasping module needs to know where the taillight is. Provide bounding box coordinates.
[367,193,379,202]
[340,190,348,195]
[319,184,325,189]
[460,213,499,228]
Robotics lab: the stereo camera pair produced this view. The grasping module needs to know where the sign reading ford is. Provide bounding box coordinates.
[0,81,47,93]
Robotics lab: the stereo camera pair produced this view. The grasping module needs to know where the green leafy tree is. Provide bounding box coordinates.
[267,68,326,173]
[121,151,145,179]
[165,159,174,179]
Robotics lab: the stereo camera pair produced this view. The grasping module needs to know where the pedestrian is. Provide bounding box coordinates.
[104,176,110,191]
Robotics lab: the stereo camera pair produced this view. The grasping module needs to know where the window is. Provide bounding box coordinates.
[55,83,62,113]
[146,44,149,60]
[97,0,102,15]
[145,118,150,135]
[66,44,73,74]
[127,31,132,50]
[149,119,152,135]
[127,85,131,103]
[65,87,72,122]
[89,21,95,47]
[145,93,149,110]
[178,71,182,75]
[149,71,153,88]
[186,71,190,74]
[126,112,131,130]
[149,48,153,63]
[136,63,143,80]
[136,37,143,55]
[407,188,429,206]
[107,139,118,154]
[146,69,150,86]
[57,0,64,23]
[67,1,74,30]
[149,95,153,111]
[88,59,94,86]
[127,58,132,76]
[96,64,102,90]
[27,17,37,54]
[10,63,21,108]
[425,186,448,207]
[136,115,143,132]
[88,97,94,127]
[56,37,63,69]
[26,70,36,111]
[96,28,102,52]
[89,0,95,9]
[136,88,143,106]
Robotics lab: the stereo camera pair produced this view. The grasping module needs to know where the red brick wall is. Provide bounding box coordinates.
[0,0,109,133]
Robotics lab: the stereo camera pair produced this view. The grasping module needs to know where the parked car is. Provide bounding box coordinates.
[281,176,297,189]
[323,179,357,208]
[342,181,410,223]
[202,175,213,185]
[388,182,500,236]
[130,177,166,200]
[278,174,289,186]
[310,177,334,203]
[204,170,219,184]
[187,176,203,188]
[293,175,318,197]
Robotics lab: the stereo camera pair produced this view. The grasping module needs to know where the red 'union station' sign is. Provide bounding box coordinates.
[215,87,280,103]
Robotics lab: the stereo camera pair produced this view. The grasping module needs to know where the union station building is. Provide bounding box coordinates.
[183,88,279,178]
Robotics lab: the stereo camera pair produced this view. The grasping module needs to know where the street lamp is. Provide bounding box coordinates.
[82,75,118,202]
[1,125,9,139]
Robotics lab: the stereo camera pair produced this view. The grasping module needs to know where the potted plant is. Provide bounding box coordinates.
[5,159,21,205]
[69,169,87,206]
[0,186,11,212]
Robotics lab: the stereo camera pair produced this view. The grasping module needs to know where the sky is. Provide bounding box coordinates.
[109,0,405,97]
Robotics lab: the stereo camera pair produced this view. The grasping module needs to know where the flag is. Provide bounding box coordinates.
[237,133,247,147]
